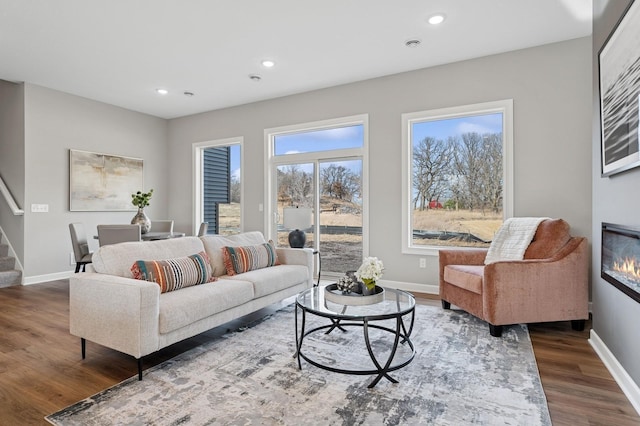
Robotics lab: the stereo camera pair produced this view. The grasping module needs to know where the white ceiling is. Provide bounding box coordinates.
[0,0,592,119]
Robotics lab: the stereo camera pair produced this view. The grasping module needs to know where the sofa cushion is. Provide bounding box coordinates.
[222,242,278,275]
[524,218,571,259]
[226,264,310,298]
[92,237,206,278]
[131,251,215,293]
[158,279,254,334]
[200,231,268,276]
[444,265,484,294]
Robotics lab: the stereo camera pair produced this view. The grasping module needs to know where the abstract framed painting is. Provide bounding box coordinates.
[599,0,640,177]
[69,149,143,211]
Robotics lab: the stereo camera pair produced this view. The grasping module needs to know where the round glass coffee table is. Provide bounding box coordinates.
[295,285,416,388]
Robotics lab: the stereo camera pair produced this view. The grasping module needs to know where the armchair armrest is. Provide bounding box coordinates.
[69,273,161,358]
[439,248,488,266]
[482,237,589,325]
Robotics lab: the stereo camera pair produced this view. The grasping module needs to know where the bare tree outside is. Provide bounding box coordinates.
[451,132,503,214]
[412,136,452,211]
[277,164,313,207]
[320,164,360,202]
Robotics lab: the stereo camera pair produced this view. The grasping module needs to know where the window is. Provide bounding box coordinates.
[193,137,242,235]
[266,115,368,277]
[401,100,513,255]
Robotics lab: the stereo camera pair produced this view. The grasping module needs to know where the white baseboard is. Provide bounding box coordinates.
[380,279,439,295]
[23,270,73,285]
[589,329,640,416]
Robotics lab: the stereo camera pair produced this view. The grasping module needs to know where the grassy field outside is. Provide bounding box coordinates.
[219,199,501,274]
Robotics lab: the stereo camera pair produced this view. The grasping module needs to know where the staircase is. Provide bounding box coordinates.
[0,232,21,287]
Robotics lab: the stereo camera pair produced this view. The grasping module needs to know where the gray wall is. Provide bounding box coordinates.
[168,37,592,291]
[0,80,25,260]
[592,0,640,385]
[21,84,168,279]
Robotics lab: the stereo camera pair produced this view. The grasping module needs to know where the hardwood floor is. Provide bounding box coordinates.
[0,281,638,425]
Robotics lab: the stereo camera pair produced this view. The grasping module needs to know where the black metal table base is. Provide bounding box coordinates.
[295,303,416,388]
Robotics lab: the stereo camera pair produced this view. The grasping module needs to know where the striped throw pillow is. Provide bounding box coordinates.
[222,242,279,276]
[131,251,215,293]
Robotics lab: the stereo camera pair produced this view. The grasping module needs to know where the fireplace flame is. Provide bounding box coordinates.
[613,257,640,280]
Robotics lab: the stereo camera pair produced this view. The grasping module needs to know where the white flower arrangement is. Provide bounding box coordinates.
[355,256,384,290]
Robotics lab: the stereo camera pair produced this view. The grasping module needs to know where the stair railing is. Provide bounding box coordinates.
[0,175,24,216]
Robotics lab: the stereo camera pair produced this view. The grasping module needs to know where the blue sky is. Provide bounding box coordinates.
[412,113,503,143]
[230,145,241,180]
[231,115,501,180]
[274,125,363,155]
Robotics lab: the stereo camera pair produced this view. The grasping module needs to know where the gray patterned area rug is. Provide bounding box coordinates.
[47,303,551,425]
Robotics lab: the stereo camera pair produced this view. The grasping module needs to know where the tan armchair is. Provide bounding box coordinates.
[439,219,589,337]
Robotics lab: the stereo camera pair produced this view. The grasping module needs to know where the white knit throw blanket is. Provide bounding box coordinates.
[484,217,549,265]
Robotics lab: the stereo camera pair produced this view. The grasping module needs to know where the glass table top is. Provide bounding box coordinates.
[296,285,415,320]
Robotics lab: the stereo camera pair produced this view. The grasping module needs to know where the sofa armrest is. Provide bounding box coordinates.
[482,237,589,325]
[69,273,161,358]
[277,247,314,287]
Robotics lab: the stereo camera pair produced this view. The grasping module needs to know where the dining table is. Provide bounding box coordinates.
[93,231,186,241]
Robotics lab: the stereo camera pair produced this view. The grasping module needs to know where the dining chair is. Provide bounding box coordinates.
[197,222,209,237]
[69,223,93,272]
[152,220,174,233]
[97,224,142,247]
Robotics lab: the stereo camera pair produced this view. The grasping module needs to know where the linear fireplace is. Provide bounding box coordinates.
[602,222,640,303]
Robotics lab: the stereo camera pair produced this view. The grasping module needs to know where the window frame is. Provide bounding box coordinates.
[401,100,514,255]
[192,136,244,236]
[264,114,369,259]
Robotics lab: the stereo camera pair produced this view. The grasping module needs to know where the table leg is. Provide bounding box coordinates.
[294,304,306,369]
[363,317,402,388]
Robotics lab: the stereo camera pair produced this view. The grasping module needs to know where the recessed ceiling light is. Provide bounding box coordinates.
[249,74,262,82]
[405,39,421,48]
[261,59,275,68]
[156,88,168,95]
[428,13,446,25]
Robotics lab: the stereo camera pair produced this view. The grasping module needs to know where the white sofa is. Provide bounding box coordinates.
[69,231,313,379]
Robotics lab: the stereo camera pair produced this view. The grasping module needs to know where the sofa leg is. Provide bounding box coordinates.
[489,324,503,337]
[81,338,86,359]
[137,358,143,380]
[571,319,586,331]
[441,300,451,310]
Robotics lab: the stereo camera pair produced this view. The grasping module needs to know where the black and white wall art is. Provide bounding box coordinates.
[599,0,640,177]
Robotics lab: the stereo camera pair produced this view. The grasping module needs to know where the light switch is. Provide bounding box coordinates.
[31,204,49,213]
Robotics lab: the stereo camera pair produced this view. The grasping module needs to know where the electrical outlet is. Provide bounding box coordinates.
[419,258,426,268]
[31,203,49,213]
[69,252,76,266]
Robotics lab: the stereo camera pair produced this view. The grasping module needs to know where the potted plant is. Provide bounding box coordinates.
[131,189,153,233]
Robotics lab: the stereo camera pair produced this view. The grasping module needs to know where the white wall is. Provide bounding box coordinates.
[22,84,168,280]
[168,37,592,291]
[592,0,640,388]
[0,80,25,260]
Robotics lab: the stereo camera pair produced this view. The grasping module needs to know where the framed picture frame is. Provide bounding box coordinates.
[599,0,640,177]
[69,149,143,211]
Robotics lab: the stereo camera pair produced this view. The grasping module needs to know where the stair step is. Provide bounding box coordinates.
[0,256,15,272]
[0,244,7,257]
[0,270,21,287]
